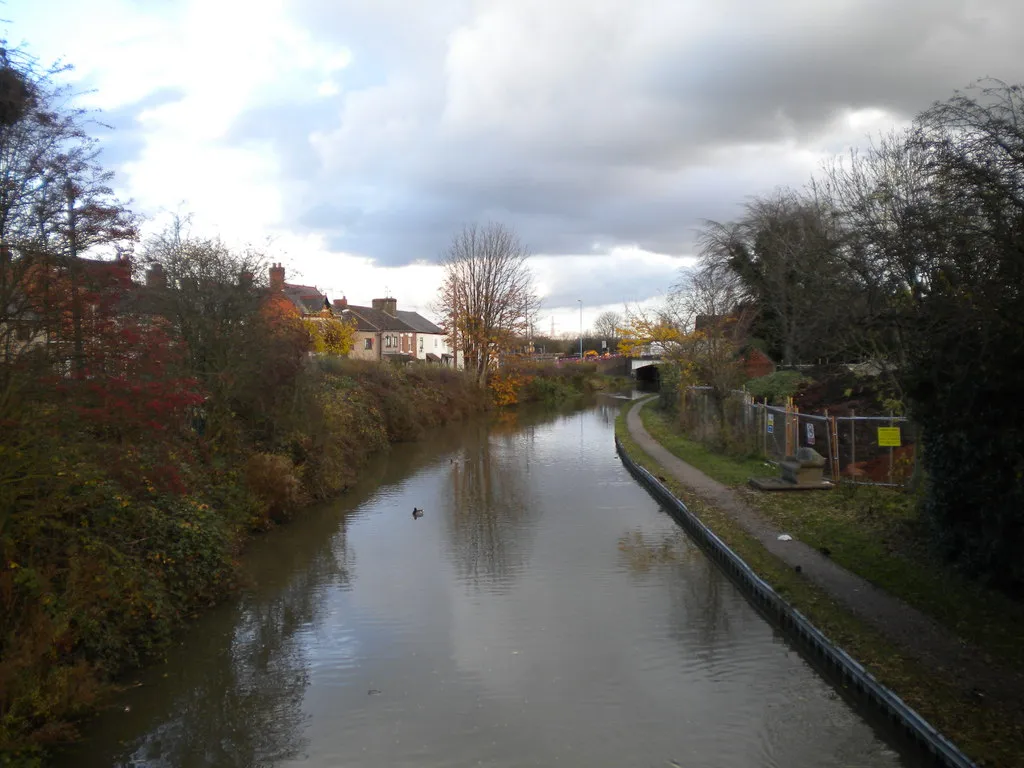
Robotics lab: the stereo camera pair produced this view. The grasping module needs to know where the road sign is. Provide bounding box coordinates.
[767,413,774,434]
[806,422,815,445]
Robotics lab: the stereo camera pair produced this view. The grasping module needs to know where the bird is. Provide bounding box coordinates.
[412,507,424,519]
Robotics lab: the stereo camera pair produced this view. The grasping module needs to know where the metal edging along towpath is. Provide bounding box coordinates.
[614,435,976,768]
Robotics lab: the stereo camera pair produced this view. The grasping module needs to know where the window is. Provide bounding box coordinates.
[419,336,424,351]
[384,334,392,348]
[364,337,373,351]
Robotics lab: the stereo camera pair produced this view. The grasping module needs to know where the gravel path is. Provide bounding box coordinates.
[625,397,1023,709]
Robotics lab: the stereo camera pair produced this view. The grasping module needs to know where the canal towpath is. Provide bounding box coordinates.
[624,397,1024,719]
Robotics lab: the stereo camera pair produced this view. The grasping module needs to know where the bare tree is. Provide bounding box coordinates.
[435,223,540,385]
[593,310,622,341]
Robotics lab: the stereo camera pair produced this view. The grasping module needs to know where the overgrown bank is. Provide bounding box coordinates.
[616,398,1024,768]
[0,359,491,760]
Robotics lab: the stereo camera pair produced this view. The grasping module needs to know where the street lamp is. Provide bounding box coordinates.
[577,299,583,358]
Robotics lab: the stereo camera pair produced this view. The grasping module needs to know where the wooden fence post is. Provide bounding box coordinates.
[784,398,791,457]
[828,412,840,484]
[850,409,856,474]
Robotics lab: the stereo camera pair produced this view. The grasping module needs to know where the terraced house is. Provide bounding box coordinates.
[267,263,458,367]
[342,297,459,367]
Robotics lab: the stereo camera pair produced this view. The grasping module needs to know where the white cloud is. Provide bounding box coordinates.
[9,0,1024,311]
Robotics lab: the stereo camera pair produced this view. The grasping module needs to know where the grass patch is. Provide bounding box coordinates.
[617,399,1024,768]
[639,401,1024,672]
[640,404,767,485]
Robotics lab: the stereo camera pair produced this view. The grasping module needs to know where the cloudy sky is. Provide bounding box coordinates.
[7,0,1023,332]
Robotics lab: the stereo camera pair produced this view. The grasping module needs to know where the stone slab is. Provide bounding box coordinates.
[749,476,834,491]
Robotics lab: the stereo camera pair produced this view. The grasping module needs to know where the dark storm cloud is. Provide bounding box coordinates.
[233,0,1024,266]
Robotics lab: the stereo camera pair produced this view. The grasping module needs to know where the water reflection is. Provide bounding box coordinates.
[84,508,353,768]
[442,415,542,591]
[59,403,926,768]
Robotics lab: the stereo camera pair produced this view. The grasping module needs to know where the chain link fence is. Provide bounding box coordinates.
[677,387,917,487]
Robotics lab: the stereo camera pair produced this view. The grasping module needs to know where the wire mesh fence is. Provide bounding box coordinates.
[677,387,917,487]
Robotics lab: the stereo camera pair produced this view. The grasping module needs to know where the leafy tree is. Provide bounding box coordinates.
[698,189,857,367]
[898,82,1024,590]
[303,315,356,356]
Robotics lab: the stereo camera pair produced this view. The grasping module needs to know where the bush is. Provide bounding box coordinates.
[744,370,808,404]
[658,363,682,412]
[244,453,308,524]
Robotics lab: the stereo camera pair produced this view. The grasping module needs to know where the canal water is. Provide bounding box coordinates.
[60,397,925,767]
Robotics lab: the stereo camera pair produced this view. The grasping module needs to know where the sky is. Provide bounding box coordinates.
[6,0,1024,334]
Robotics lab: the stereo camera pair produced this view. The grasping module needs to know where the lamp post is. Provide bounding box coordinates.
[577,299,583,358]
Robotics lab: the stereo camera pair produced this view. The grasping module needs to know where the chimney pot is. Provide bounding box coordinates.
[269,263,285,292]
[372,297,398,316]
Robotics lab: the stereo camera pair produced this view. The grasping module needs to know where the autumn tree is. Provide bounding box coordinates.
[303,314,356,355]
[435,223,540,385]
[138,219,309,445]
[0,45,136,406]
[672,264,751,406]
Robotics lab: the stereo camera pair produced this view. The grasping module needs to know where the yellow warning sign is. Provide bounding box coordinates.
[877,427,902,447]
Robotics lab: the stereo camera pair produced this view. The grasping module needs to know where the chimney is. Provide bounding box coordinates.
[333,296,348,310]
[145,262,166,288]
[269,262,285,292]
[239,270,254,288]
[372,297,397,316]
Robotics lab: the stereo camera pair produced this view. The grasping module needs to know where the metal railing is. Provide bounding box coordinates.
[679,388,916,487]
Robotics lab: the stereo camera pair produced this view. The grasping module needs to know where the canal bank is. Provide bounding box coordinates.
[617,396,1022,768]
[56,397,929,768]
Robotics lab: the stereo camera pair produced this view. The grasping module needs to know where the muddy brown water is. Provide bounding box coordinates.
[57,396,929,768]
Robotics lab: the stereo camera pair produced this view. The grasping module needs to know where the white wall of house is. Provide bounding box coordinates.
[415,332,442,360]
[415,332,463,368]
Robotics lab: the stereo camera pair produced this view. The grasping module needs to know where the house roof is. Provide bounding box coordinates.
[341,305,415,332]
[283,283,329,315]
[395,310,443,335]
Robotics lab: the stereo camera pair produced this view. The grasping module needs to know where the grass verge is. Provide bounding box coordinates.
[618,398,1023,768]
